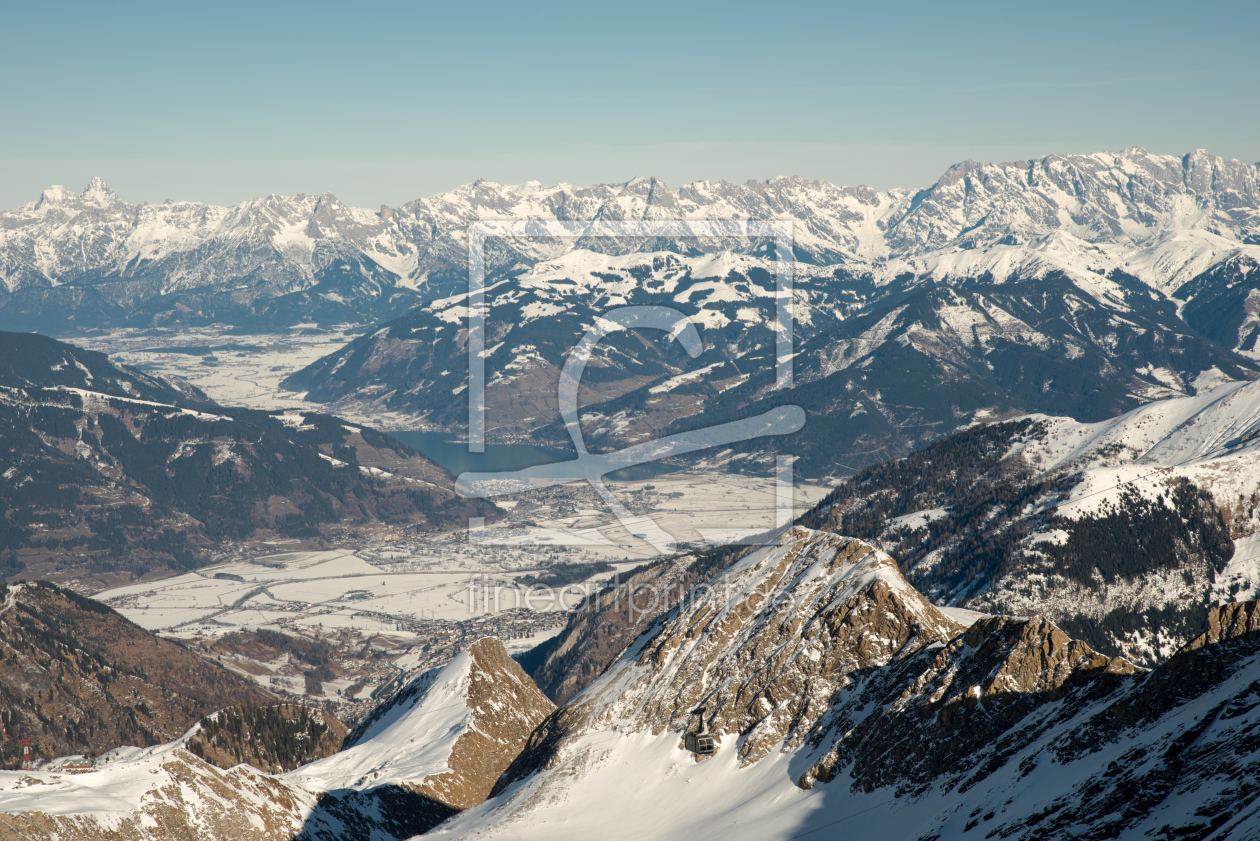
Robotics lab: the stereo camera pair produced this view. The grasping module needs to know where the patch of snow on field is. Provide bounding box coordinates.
[649,362,725,394]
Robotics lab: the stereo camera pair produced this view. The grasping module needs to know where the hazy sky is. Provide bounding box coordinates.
[2,0,1257,209]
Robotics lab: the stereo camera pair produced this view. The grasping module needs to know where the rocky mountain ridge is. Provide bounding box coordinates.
[11,150,1260,478]
[522,542,754,704]
[285,250,1259,477]
[0,636,552,841]
[520,382,1260,712]
[1,534,1258,839]
[800,377,1260,665]
[434,528,1260,840]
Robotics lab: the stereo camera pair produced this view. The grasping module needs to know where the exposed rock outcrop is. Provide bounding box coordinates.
[802,614,1136,793]
[331,637,556,811]
[0,637,554,841]
[499,529,976,790]
[451,530,1257,841]
[525,543,751,703]
[0,749,316,841]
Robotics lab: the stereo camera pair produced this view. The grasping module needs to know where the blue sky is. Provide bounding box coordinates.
[2,0,1257,208]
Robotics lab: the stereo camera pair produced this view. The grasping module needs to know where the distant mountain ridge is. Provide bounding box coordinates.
[3,148,1259,332]
[11,149,1260,478]
[0,332,495,588]
[284,253,1259,477]
[0,330,211,405]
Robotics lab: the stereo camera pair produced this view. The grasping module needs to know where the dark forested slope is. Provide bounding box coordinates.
[0,580,274,765]
[0,332,496,588]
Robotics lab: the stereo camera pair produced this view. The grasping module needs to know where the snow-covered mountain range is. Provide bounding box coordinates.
[8,148,1260,477]
[228,147,1256,477]
[3,148,1258,335]
[285,243,1259,477]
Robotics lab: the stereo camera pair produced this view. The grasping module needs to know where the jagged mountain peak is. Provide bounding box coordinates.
[1185,599,1260,650]
[450,529,1260,841]
[622,174,663,187]
[526,529,1133,776]
[500,529,968,780]
[35,184,76,207]
[31,177,118,210]
[291,636,554,812]
[801,610,1137,792]
[80,175,116,203]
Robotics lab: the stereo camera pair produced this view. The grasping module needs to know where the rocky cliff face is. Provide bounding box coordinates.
[499,529,1095,790]
[0,749,317,841]
[3,534,1258,840]
[434,528,1260,840]
[323,637,556,812]
[287,637,555,840]
[883,148,1260,259]
[524,543,753,704]
[801,613,1135,795]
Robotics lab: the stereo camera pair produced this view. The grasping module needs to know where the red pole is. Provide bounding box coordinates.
[20,738,31,771]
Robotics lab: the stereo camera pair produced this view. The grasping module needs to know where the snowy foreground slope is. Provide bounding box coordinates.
[1,534,1258,839]
[431,528,1260,840]
[425,527,1260,841]
[0,638,553,841]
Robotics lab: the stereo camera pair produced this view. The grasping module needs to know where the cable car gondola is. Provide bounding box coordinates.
[685,707,716,756]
